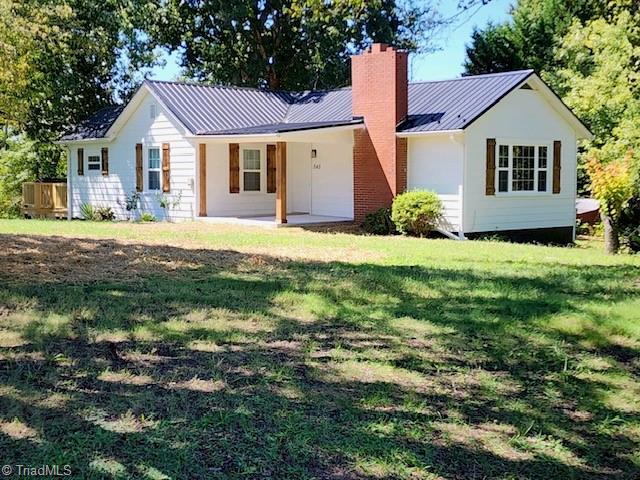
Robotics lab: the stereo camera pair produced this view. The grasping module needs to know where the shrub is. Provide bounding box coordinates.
[391,190,442,237]
[94,206,115,221]
[362,207,395,235]
[80,203,95,221]
[117,191,141,220]
[139,212,156,222]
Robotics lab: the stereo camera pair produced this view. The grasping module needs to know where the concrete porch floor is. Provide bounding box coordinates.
[196,213,353,228]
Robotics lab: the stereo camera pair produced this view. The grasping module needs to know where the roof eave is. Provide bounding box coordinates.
[185,122,364,140]
[396,129,464,138]
[55,136,115,145]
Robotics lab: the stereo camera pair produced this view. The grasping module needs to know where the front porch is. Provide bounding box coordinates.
[196,213,353,228]
[195,127,355,226]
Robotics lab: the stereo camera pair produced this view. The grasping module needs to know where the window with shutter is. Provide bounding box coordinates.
[77,148,84,176]
[486,138,496,195]
[267,144,276,193]
[162,143,170,193]
[135,143,143,192]
[101,147,109,176]
[553,140,561,194]
[229,144,240,193]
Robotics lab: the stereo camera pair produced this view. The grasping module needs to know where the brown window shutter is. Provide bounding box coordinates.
[486,138,496,195]
[162,143,170,192]
[553,140,561,194]
[229,143,240,194]
[266,144,276,193]
[135,143,143,192]
[101,147,109,176]
[77,148,84,176]
[199,144,207,216]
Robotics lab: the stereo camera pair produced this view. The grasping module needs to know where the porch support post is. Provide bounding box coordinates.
[198,144,207,217]
[275,141,287,224]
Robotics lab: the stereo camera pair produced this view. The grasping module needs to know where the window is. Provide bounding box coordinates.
[242,149,261,192]
[148,147,161,190]
[150,104,157,119]
[538,146,548,192]
[87,155,101,171]
[496,143,550,194]
[512,145,535,191]
[497,145,509,193]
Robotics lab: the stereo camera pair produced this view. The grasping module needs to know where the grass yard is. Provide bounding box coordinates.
[0,219,639,479]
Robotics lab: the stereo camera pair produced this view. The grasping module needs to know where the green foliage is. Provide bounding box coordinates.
[117,190,141,220]
[0,0,160,138]
[619,197,640,252]
[391,190,442,237]
[156,191,182,221]
[463,0,617,76]
[81,204,114,221]
[79,203,95,221]
[158,0,444,90]
[361,207,395,235]
[94,206,115,222]
[553,10,640,164]
[464,23,526,75]
[0,0,160,216]
[139,212,156,222]
[586,152,634,220]
[0,130,37,217]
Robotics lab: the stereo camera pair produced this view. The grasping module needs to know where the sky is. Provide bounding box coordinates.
[149,0,514,83]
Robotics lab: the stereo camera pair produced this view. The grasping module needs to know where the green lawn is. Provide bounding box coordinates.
[0,219,639,479]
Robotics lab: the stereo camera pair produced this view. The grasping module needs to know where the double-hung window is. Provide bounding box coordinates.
[242,149,261,192]
[148,147,161,191]
[496,143,549,194]
[87,155,101,171]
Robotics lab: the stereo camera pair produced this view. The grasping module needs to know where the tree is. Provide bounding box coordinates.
[0,0,161,216]
[463,0,613,76]
[157,0,445,90]
[586,152,634,254]
[0,0,161,140]
[463,23,524,75]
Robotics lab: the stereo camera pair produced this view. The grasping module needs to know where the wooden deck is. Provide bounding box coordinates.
[22,182,67,219]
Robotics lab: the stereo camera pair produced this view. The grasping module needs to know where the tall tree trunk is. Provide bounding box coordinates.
[601,210,620,254]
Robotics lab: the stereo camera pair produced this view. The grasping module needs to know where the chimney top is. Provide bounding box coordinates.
[371,43,389,53]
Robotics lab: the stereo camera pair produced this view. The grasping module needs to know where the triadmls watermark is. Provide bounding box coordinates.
[1,465,72,477]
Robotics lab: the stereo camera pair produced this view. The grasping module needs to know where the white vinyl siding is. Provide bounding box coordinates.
[407,134,464,232]
[463,87,577,233]
[67,91,195,220]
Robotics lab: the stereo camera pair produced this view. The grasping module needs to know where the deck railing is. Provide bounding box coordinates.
[22,182,67,218]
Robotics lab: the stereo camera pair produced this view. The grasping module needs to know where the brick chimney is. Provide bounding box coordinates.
[352,43,408,221]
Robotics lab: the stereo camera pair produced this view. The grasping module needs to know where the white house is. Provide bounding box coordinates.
[60,43,592,243]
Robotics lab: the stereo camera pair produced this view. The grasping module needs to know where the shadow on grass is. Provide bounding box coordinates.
[0,234,638,479]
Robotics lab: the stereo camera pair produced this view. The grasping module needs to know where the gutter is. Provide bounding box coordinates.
[396,129,464,138]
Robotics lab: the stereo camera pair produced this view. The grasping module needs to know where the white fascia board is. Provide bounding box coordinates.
[54,137,115,146]
[396,129,464,138]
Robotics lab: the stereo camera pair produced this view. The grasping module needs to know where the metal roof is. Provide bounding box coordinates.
[401,69,534,132]
[60,106,123,141]
[61,70,536,140]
